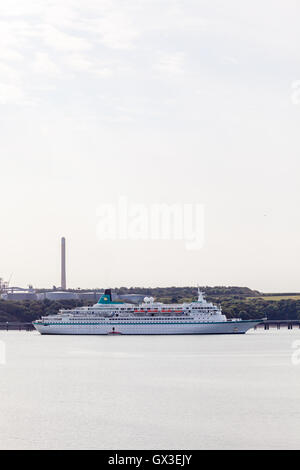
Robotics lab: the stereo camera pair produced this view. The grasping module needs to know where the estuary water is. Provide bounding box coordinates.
[0,329,299,450]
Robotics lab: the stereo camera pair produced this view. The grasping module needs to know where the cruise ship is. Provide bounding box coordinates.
[33,289,261,335]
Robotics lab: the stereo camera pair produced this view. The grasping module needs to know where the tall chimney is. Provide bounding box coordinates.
[61,237,66,290]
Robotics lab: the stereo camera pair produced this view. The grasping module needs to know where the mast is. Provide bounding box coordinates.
[197,286,204,302]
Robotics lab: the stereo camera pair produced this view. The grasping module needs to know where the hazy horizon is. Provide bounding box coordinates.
[1,1,300,292]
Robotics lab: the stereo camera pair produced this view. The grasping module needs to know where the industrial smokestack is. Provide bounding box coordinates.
[61,237,66,290]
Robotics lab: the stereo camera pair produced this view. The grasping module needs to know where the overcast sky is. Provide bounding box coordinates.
[0,0,300,292]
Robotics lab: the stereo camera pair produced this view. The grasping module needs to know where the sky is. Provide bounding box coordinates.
[0,0,300,292]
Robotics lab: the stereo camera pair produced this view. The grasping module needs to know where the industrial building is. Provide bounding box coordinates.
[1,291,38,301]
[0,237,146,304]
[37,291,78,301]
[1,290,145,304]
[36,291,103,302]
[0,283,38,301]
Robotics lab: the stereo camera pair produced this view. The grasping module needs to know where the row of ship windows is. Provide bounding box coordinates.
[80,307,215,312]
[58,318,196,321]
[43,322,210,325]
[70,307,217,313]
[67,315,213,320]
[45,319,201,323]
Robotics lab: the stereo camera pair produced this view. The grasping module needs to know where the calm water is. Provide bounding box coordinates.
[0,329,299,450]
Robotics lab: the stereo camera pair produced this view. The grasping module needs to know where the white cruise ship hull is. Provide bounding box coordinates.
[33,320,260,335]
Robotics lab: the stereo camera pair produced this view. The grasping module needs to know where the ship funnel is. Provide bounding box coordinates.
[98,289,113,304]
[104,289,112,301]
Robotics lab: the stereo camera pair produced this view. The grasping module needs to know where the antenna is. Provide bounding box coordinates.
[61,237,66,290]
[197,285,204,302]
